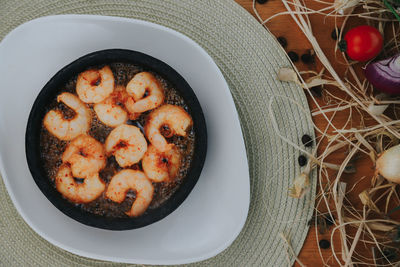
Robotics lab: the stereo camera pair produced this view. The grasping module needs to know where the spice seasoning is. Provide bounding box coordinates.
[301,52,315,64]
[298,155,307,166]
[331,28,340,40]
[301,134,313,147]
[288,51,299,62]
[277,36,287,48]
[319,239,330,249]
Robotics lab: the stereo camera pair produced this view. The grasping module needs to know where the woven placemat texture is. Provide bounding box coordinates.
[0,0,317,266]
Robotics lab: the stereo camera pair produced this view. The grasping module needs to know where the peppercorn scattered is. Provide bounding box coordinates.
[301,134,313,147]
[277,36,287,48]
[331,28,340,40]
[301,52,315,64]
[310,85,323,97]
[319,239,330,249]
[382,248,397,262]
[298,155,307,166]
[288,51,299,62]
[256,0,268,4]
[325,214,335,226]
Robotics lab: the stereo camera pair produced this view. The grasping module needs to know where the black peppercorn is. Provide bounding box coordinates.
[256,0,268,3]
[301,52,315,64]
[319,239,330,249]
[331,28,340,41]
[277,36,287,48]
[288,51,299,62]
[325,214,335,226]
[298,155,307,166]
[301,134,313,147]
[310,85,323,98]
[382,248,397,262]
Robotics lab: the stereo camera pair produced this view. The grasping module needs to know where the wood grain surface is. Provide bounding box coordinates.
[235,1,377,266]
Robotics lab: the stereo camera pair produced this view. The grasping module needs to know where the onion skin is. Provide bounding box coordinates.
[376,144,400,184]
[365,53,400,95]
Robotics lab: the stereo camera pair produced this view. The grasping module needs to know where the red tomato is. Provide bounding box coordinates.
[343,25,383,62]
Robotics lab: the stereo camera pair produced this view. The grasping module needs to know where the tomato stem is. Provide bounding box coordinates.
[384,0,400,23]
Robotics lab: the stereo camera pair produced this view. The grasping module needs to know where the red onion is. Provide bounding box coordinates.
[365,53,400,95]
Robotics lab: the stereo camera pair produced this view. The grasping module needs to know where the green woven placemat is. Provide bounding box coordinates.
[0,0,316,266]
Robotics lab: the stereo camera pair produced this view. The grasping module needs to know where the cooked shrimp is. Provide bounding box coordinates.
[56,164,105,203]
[43,92,91,141]
[76,66,114,103]
[62,135,106,178]
[142,145,181,182]
[145,104,192,152]
[93,85,129,127]
[106,169,154,217]
[125,72,164,115]
[105,124,147,167]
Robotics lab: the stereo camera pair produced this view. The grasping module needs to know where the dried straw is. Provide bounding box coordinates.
[254,0,400,265]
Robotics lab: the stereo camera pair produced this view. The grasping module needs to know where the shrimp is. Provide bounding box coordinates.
[93,85,129,127]
[105,124,148,167]
[43,92,91,141]
[106,169,154,217]
[55,164,105,203]
[76,65,114,103]
[142,145,181,182]
[125,72,164,115]
[62,135,106,178]
[144,104,192,152]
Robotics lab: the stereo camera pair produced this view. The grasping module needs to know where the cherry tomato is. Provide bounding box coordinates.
[342,25,383,62]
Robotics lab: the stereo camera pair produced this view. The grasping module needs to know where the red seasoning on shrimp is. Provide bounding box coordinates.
[142,144,181,182]
[55,164,105,203]
[145,104,192,152]
[125,71,165,116]
[105,124,148,167]
[93,85,130,127]
[43,92,91,140]
[62,134,106,178]
[106,169,154,217]
[76,65,114,103]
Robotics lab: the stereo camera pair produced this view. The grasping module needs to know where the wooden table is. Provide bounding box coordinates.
[235,1,375,266]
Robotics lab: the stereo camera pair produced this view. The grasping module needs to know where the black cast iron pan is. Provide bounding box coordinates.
[25,49,207,230]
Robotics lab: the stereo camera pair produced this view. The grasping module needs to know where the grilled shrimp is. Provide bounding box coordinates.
[93,85,129,127]
[56,164,105,203]
[106,169,154,217]
[125,72,164,115]
[62,135,106,178]
[142,144,181,182]
[105,124,147,167]
[76,65,114,103]
[43,92,91,141]
[145,104,192,152]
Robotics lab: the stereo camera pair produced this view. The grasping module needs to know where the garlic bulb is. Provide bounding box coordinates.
[376,144,400,183]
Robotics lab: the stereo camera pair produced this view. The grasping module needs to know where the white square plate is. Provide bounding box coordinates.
[0,15,249,265]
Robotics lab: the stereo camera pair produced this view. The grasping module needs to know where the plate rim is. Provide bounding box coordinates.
[0,14,250,265]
